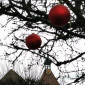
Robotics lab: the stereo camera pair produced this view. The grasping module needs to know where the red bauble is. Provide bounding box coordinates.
[49,5,70,27]
[26,33,42,50]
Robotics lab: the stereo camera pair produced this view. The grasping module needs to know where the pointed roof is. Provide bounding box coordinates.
[44,57,51,65]
[39,69,60,85]
[0,69,25,85]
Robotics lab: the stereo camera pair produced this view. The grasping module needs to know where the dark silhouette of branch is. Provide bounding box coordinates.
[57,52,85,66]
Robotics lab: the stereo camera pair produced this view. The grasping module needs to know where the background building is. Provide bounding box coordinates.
[0,69,26,85]
[39,58,60,85]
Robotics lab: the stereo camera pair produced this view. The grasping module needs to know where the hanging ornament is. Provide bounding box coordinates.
[49,4,70,27]
[25,33,42,50]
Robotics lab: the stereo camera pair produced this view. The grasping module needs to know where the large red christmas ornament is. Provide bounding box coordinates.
[26,33,42,50]
[49,5,70,27]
